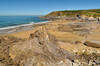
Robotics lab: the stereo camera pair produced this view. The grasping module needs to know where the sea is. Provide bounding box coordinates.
[0,16,48,30]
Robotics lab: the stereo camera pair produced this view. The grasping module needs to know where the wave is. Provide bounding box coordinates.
[0,22,35,30]
[0,21,50,31]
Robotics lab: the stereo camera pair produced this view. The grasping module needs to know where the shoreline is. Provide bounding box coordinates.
[0,21,51,35]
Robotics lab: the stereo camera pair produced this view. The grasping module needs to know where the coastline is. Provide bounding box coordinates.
[0,21,51,35]
[0,19,100,65]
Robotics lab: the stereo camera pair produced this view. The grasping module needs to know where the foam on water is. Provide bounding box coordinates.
[0,24,30,30]
[0,16,48,29]
[0,16,50,31]
[0,21,50,30]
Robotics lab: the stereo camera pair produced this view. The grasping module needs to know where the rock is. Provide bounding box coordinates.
[84,41,100,48]
[9,27,75,66]
[0,20,100,66]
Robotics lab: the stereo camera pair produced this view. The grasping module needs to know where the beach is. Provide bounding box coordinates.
[0,19,100,66]
[0,20,52,39]
[0,0,100,65]
[0,16,49,34]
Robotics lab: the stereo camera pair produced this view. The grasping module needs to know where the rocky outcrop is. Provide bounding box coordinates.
[0,20,100,66]
[9,27,75,66]
[0,36,25,66]
[84,41,100,48]
[44,9,100,18]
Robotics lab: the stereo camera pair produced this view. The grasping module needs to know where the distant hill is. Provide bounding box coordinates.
[45,9,100,18]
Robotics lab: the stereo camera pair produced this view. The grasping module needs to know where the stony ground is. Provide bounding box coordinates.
[0,20,100,66]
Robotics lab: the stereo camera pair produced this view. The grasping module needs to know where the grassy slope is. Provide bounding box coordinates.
[46,9,100,17]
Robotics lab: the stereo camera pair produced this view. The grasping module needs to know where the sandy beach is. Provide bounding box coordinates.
[0,21,52,39]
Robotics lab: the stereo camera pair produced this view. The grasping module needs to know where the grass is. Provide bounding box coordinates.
[46,9,100,18]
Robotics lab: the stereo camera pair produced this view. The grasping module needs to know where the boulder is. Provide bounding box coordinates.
[84,41,100,48]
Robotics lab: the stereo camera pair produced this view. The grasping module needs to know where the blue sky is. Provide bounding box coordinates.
[0,0,100,15]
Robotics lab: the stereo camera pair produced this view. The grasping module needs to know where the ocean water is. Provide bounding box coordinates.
[0,16,47,29]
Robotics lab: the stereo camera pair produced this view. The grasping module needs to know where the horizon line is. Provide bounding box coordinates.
[1,8,100,16]
[0,15,44,16]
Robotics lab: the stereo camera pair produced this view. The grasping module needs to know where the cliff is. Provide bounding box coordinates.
[45,9,100,18]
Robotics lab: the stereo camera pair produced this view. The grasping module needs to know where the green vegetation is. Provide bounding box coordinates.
[45,9,100,18]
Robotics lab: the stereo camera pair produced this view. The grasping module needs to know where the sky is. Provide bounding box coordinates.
[0,0,100,16]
